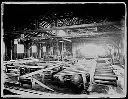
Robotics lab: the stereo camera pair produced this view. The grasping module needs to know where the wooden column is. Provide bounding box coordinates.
[28,43,31,58]
[10,39,13,60]
[61,41,64,61]
[56,39,60,61]
[39,43,41,58]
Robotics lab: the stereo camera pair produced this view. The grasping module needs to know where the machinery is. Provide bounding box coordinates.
[5,63,19,74]
[7,60,90,94]
[5,58,119,94]
[4,57,121,95]
[52,67,90,93]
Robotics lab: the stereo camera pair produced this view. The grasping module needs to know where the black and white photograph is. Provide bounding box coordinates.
[1,2,127,98]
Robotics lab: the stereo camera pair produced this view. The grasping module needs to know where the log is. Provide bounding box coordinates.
[94,80,117,85]
[94,75,117,81]
[95,72,114,75]
[94,74,117,77]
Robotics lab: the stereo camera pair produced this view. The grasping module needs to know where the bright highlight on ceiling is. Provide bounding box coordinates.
[57,30,66,37]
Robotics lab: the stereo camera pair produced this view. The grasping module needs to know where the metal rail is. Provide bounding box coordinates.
[4,84,62,96]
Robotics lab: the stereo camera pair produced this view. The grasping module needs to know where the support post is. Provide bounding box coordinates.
[39,43,41,58]
[61,42,63,61]
[11,40,13,60]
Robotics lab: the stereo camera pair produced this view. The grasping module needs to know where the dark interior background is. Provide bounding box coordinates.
[3,3,125,32]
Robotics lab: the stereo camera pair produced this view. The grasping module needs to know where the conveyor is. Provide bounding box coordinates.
[94,58,118,86]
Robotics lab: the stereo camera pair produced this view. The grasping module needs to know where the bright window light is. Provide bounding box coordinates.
[17,44,24,53]
[32,45,37,53]
[80,44,107,57]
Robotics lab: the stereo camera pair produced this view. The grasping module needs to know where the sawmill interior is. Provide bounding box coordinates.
[1,3,126,98]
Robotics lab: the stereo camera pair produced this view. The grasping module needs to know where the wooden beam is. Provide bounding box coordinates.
[4,21,120,40]
[40,21,117,31]
[6,21,118,35]
[32,78,54,91]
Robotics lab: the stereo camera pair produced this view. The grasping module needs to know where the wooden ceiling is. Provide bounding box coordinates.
[5,21,123,41]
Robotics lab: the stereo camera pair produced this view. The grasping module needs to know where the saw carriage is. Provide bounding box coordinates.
[4,59,91,94]
[4,57,119,94]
